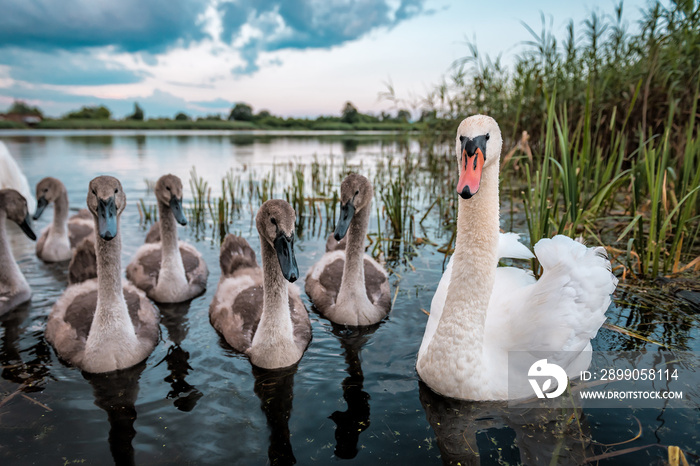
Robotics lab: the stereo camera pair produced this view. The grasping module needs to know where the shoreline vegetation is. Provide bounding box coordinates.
[407,0,698,280]
[0,101,418,132]
[0,117,418,132]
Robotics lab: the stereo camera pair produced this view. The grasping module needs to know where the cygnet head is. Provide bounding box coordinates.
[454,115,503,200]
[33,177,65,220]
[334,173,373,241]
[87,176,126,241]
[155,174,186,226]
[256,199,299,283]
[0,189,36,240]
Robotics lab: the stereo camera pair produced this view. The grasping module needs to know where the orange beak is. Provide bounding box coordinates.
[457,147,484,199]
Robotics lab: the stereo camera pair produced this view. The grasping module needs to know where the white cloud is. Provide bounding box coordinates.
[0,0,652,118]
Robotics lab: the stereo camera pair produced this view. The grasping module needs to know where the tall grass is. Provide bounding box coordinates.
[188,167,209,239]
[399,0,700,278]
[519,93,699,278]
[412,1,699,158]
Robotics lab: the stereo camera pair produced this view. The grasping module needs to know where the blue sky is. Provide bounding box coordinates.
[0,0,650,119]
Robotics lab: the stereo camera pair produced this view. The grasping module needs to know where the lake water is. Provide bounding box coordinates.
[0,130,698,465]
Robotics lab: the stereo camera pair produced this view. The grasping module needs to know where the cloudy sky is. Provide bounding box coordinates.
[0,0,649,119]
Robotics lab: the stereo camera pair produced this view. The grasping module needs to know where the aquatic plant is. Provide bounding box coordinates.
[413,1,700,160]
[137,198,157,225]
[396,1,700,279]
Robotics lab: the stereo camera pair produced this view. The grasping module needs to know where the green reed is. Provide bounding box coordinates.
[409,0,699,168]
[622,108,700,277]
[291,163,306,219]
[379,166,414,242]
[518,91,699,279]
[137,198,157,225]
[188,166,208,233]
[224,168,242,217]
[256,169,276,204]
[204,179,230,242]
[405,0,700,279]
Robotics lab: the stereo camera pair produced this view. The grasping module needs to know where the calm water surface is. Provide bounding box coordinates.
[0,131,698,465]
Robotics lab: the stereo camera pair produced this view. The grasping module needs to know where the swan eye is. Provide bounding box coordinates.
[114,188,118,194]
[43,188,48,193]
[355,190,359,196]
[485,134,490,141]
[91,189,96,195]
[166,186,171,191]
[270,217,277,226]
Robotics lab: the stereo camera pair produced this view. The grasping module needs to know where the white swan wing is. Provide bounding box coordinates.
[418,257,453,360]
[489,235,617,374]
[0,142,35,213]
[497,232,534,260]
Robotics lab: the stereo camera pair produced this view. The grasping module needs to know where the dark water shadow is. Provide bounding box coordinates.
[37,258,71,285]
[327,323,379,459]
[214,326,301,465]
[230,134,256,146]
[155,301,202,412]
[135,135,146,159]
[82,361,147,466]
[341,138,359,155]
[251,364,299,466]
[612,282,698,351]
[419,382,593,465]
[0,304,52,390]
[65,135,114,147]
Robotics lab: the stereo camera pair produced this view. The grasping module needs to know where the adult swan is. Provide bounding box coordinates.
[416,115,617,401]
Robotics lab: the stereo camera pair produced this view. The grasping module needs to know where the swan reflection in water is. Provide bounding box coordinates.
[1,304,52,390]
[328,323,378,459]
[419,382,593,465]
[155,301,203,412]
[252,364,298,466]
[214,331,301,465]
[83,361,146,466]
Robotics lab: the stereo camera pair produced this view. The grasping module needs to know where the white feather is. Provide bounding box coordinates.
[497,232,535,260]
[0,142,35,213]
[421,234,617,398]
[418,232,535,360]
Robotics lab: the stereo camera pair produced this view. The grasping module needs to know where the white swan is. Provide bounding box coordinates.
[45,176,159,373]
[416,115,617,401]
[33,177,94,262]
[0,141,35,213]
[0,189,37,316]
[305,173,391,326]
[209,200,311,369]
[126,174,208,303]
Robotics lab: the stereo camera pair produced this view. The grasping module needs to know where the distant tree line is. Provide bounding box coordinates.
[65,105,111,120]
[222,101,413,125]
[1,99,414,129]
[5,100,44,117]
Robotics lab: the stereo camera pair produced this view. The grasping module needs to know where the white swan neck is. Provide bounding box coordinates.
[87,220,136,348]
[338,205,371,302]
[417,162,500,397]
[52,189,69,234]
[256,239,294,343]
[157,201,187,288]
[0,212,28,292]
[446,163,499,335]
[158,203,183,261]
